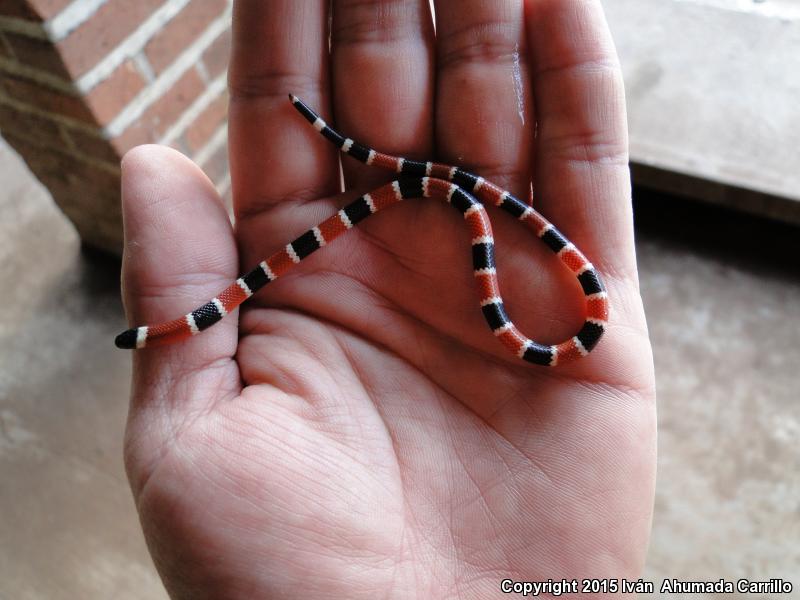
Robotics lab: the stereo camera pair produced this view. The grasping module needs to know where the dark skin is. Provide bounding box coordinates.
[120,1,656,598]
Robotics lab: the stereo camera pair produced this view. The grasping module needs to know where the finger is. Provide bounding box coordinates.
[120,145,240,409]
[525,0,635,280]
[331,0,435,191]
[228,0,336,224]
[433,0,534,200]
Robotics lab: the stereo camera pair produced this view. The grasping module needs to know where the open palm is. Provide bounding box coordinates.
[120,1,656,598]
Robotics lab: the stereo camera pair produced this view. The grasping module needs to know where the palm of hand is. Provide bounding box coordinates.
[121,2,656,598]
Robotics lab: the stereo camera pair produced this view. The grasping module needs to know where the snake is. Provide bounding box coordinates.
[115,95,608,366]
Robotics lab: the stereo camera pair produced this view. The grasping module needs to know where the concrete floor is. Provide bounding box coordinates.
[605,0,800,224]
[0,136,798,599]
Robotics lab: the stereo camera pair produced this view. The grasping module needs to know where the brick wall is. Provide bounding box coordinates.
[0,0,232,253]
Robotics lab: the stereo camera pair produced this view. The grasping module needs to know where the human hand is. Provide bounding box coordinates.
[120,1,656,598]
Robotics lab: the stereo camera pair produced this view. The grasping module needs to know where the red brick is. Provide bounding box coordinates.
[56,0,163,77]
[0,1,76,34]
[30,0,72,19]
[145,0,227,74]
[8,133,62,179]
[63,126,121,163]
[0,102,65,145]
[201,28,230,78]
[0,74,97,124]
[4,32,70,78]
[5,132,120,202]
[0,0,236,255]
[110,122,150,154]
[85,59,146,124]
[0,1,42,20]
[144,67,204,136]
[111,67,204,151]
[43,168,115,207]
[0,33,13,58]
[183,92,227,152]
[200,141,228,184]
[165,137,185,154]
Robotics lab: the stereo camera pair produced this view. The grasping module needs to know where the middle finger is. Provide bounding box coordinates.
[331,0,436,191]
[434,0,533,201]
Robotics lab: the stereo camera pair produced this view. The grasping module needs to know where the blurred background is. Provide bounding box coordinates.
[0,0,797,598]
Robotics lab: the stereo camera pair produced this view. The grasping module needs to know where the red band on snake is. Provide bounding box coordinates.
[115,95,609,366]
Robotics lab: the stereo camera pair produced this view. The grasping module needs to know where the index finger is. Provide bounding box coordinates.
[228,1,337,226]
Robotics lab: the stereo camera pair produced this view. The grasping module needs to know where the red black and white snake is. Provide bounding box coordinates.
[115,95,608,366]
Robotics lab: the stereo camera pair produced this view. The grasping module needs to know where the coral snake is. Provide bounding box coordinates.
[115,95,608,366]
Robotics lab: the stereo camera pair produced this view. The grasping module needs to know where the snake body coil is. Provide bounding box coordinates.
[115,95,608,366]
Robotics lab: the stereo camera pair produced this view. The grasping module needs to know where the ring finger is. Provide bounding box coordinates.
[433,0,534,201]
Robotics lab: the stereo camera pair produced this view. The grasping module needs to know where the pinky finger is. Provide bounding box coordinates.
[525,0,636,283]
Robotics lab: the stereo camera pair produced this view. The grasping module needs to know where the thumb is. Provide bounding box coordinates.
[119,145,241,453]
